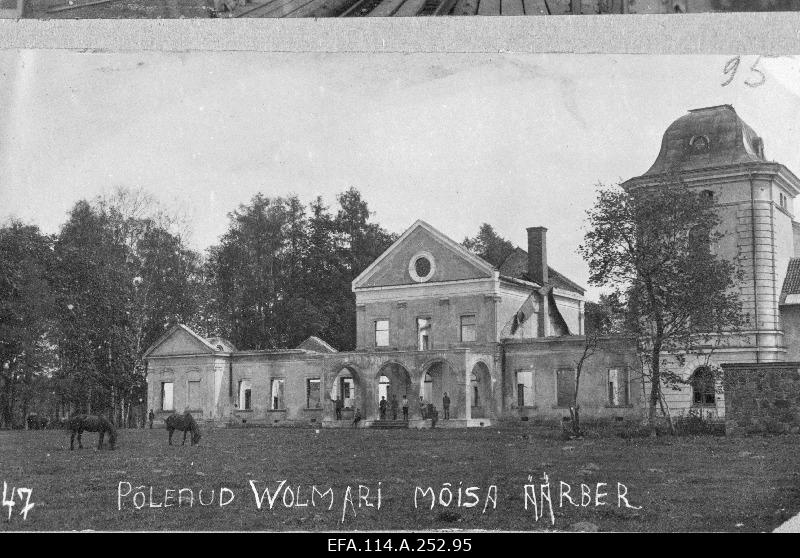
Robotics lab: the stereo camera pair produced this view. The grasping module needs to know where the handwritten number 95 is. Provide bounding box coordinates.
[722,56,767,88]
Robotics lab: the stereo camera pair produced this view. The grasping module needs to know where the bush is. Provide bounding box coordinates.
[673,408,725,436]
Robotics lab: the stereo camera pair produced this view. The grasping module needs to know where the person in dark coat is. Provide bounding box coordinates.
[148,410,155,429]
[379,396,387,420]
[442,392,451,420]
[352,408,362,428]
[390,395,399,420]
[335,396,343,420]
[402,395,409,421]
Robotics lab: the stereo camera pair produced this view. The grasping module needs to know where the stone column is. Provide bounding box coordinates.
[464,365,472,422]
[322,367,335,425]
[414,370,425,420]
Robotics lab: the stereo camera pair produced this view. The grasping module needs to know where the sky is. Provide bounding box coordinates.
[2,51,800,300]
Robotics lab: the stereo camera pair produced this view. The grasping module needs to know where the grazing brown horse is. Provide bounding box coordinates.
[68,414,117,450]
[165,412,201,446]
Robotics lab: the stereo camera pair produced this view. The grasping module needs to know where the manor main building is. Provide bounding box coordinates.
[145,105,800,427]
[144,220,640,428]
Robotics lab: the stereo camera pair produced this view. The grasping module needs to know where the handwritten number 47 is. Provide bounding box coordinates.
[3,482,34,521]
[722,56,770,88]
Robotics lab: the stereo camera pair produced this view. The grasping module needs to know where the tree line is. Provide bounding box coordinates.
[2,178,745,435]
[0,187,395,428]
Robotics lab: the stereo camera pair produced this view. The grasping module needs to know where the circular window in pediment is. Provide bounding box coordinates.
[409,251,436,283]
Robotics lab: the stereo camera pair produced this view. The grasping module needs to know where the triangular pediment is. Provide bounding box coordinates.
[144,325,218,358]
[353,220,496,290]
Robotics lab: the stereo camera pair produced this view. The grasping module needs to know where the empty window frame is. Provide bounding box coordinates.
[271,378,285,410]
[460,314,477,343]
[238,379,252,410]
[378,375,391,402]
[691,367,716,406]
[375,319,389,347]
[470,371,480,407]
[607,368,630,406]
[417,317,432,351]
[307,378,321,409]
[161,382,174,412]
[422,373,433,402]
[516,370,534,407]
[333,373,356,409]
[556,369,576,408]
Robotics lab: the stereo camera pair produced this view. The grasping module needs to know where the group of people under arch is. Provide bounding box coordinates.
[330,359,491,426]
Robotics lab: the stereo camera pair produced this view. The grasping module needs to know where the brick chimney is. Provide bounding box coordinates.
[527,227,548,286]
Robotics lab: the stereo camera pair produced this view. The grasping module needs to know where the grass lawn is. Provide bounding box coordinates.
[1,424,799,532]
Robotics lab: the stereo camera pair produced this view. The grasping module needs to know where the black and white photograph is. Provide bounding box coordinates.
[2,48,800,535]
[2,0,800,20]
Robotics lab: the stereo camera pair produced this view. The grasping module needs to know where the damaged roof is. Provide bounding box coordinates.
[498,247,585,296]
[781,258,800,304]
[643,105,766,176]
[206,336,237,352]
[296,336,338,353]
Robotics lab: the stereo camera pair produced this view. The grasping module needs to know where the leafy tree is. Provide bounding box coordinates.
[0,221,55,428]
[52,189,201,425]
[206,188,395,352]
[207,194,296,350]
[579,180,746,435]
[462,223,516,268]
[332,188,396,350]
[565,296,619,437]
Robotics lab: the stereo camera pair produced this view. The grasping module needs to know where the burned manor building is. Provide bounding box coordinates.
[145,104,800,428]
[144,220,641,428]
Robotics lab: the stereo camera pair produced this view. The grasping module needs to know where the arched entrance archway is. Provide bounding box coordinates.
[470,361,492,419]
[375,362,412,421]
[421,359,457,420]
[330,366,363,422]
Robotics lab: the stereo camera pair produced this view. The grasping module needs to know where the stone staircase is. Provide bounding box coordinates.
[370,419,409,430]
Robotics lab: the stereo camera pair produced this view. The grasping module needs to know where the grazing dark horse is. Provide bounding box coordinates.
[68,415,117,450]
[165,412,201,446]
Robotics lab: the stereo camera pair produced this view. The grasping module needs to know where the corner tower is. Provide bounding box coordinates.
[622,105,800,363]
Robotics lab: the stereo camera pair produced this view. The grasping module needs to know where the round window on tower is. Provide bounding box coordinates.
[689,135,710,152]
[409,251,436,283]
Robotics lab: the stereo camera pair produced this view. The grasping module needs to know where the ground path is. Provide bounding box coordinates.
[2,426,800,531]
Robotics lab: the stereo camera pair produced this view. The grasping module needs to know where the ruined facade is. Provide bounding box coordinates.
[145,220,643,427]
[145,104,800,428]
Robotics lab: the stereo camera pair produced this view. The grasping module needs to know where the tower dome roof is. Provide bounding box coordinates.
[643,105,766,176]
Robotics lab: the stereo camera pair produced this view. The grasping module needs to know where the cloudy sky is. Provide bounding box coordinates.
[2,51,800,299]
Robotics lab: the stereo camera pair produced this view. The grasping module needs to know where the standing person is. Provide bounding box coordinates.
[442,392,450,420]
[390,395,398,420]
[402,395,409,421]
[352,408,362,428]
[148,410,154,429]
[419,395,426,419]
[379,396,387,420]
[335,396,343,420]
